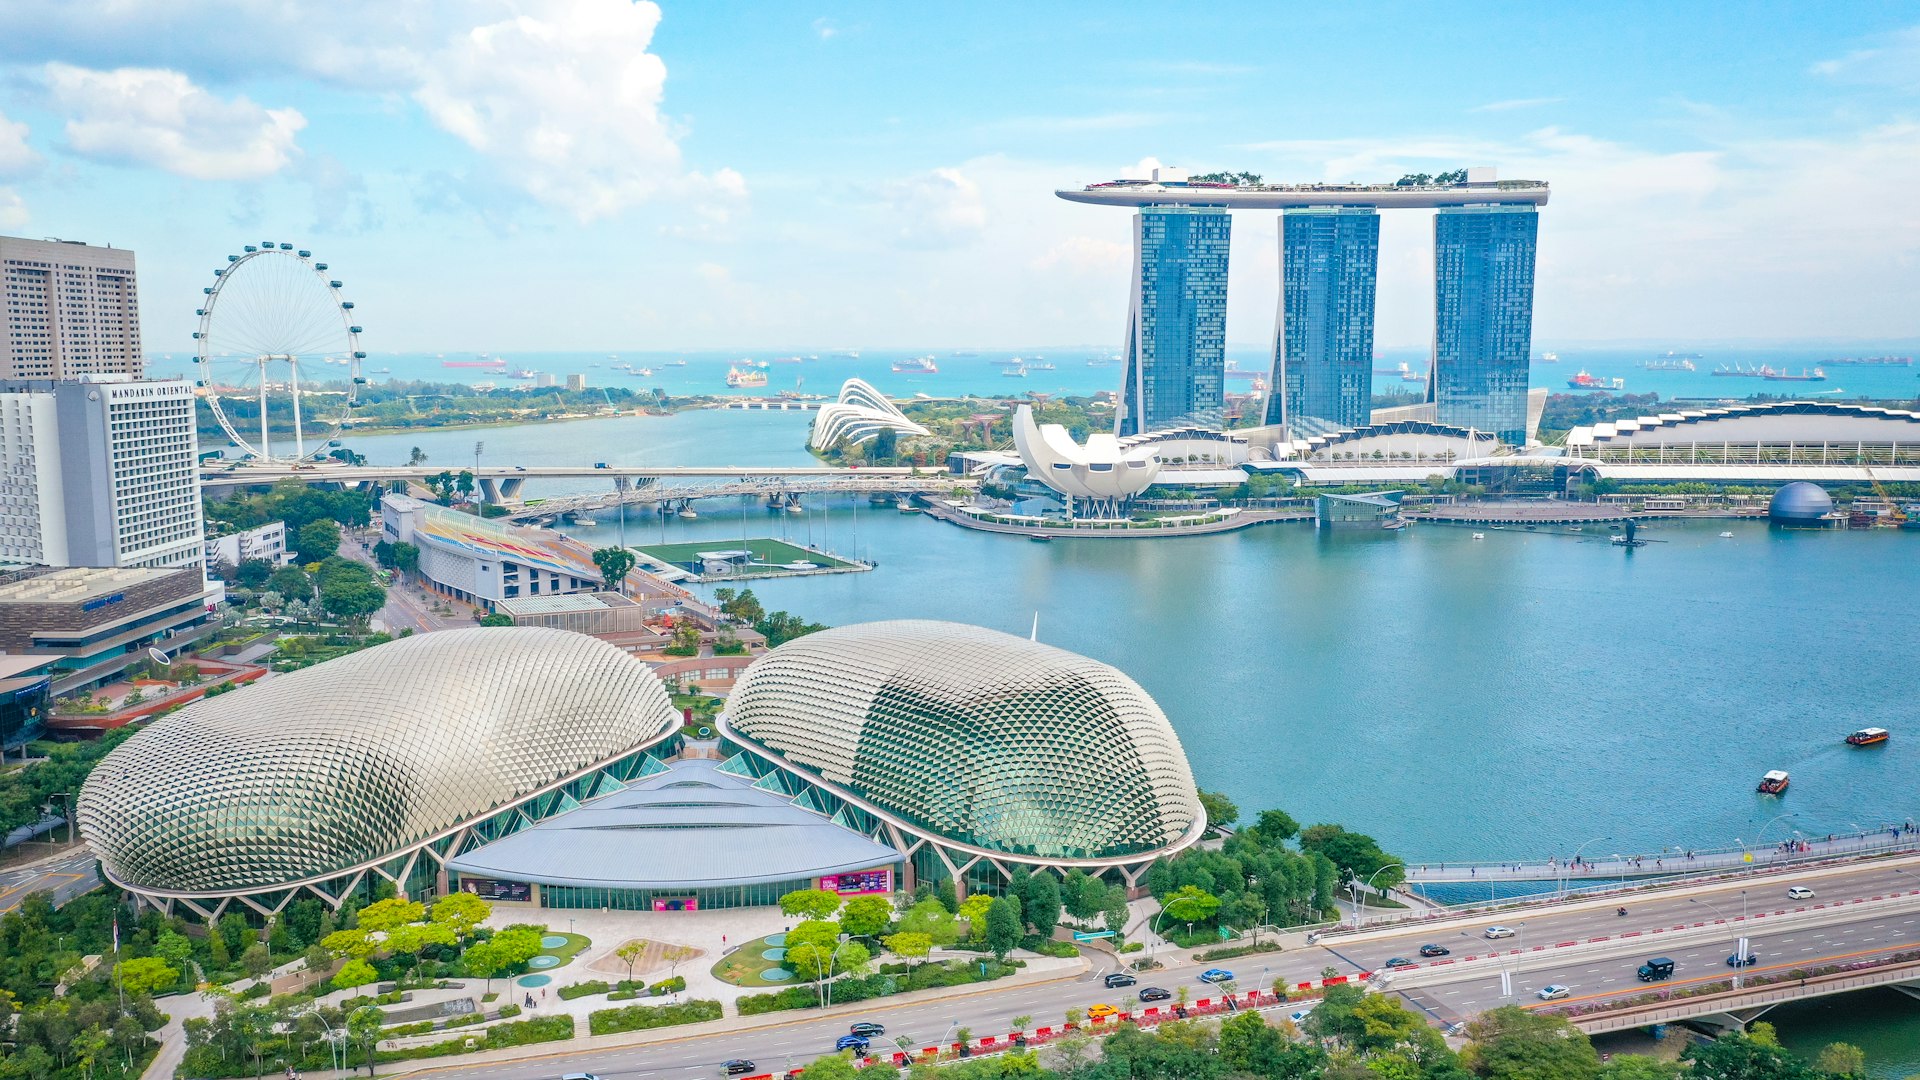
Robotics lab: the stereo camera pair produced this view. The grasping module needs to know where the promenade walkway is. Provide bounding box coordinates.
[1405,826,1919,887]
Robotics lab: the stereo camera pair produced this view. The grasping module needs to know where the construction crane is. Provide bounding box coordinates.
[1866,470,1908,525]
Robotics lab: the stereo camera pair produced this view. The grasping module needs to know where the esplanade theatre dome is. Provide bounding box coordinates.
[722,620,1204,861]
[79,627,676,897]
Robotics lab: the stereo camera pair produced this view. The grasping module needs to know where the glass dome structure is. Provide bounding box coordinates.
[723,620,1203,862]
[79,627,677,899]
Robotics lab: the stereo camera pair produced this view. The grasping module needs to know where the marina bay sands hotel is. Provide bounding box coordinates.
[1057,168,1549,446]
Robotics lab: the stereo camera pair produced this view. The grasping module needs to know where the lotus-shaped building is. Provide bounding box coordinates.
[1011,404,1161,514]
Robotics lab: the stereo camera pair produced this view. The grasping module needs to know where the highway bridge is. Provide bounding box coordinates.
[1403,829,1918,886]
[371,857,1920,1080]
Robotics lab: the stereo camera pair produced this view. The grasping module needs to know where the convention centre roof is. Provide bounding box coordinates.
[78,627,678,895]
[444,759,902,889]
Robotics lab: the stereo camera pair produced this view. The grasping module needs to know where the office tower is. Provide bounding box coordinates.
[1119,205,1230,436]
[1432,205,1538,446]
[1266,207,1379,435]
[1,236,143,380]
[0,377,205,569]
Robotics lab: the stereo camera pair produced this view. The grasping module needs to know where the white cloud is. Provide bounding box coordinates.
[1812,26,1920,93]
[695,262,731,285]
[412,0,736,221]
[43,63,304,180]
[879,167,988,248]
[0,109,40,179]
[813,17,839,40]
[1031,235,1129,276]
[0,188,26,229]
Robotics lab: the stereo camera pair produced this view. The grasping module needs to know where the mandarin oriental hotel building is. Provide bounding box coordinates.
[78,622,1204,922]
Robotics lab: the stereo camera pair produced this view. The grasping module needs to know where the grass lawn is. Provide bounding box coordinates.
[533,932,592,971]
[711,935,802,988]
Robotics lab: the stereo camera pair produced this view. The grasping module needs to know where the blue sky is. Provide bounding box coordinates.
[1,1,1917,352]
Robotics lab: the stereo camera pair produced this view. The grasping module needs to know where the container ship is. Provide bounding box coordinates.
[1763,367,1826,382]
[1712,363,1768,377]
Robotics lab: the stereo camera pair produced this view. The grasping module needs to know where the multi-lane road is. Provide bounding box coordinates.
[411,858,1920,1080]
[0,847,99,915]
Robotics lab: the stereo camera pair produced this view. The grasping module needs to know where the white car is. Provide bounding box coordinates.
[1787,886,1815,900]
[1484,925,1516,939]
[1537,984,1570,1001]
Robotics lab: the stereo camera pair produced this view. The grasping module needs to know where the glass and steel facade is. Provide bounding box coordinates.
[1267,207,1379,436]
[1432,204,1538,446]
[77,627,679,917]
[723,620,1203,880]
[1121,207,1230,436]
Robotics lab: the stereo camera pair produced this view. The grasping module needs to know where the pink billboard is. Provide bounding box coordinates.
[819,869,892,896]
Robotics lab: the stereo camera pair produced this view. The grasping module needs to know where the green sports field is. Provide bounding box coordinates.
[634,537,860,576]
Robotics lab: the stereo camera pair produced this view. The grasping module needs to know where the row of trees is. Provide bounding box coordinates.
[712,586,830,647]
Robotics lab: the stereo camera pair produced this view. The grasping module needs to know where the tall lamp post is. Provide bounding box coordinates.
[1561,836,1612,899]
[45,792,74,844]
[1750,812,1800,872]
[1690,892,1750,987]
[1352,864,1405,929]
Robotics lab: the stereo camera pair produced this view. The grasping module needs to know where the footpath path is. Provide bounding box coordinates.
[1404,827,1920,886]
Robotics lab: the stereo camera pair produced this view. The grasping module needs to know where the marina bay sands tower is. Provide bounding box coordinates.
[1057,168,1549,445]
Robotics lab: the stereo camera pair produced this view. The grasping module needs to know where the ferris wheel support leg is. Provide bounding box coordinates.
[257,357,271,462]
[289,356,306,461]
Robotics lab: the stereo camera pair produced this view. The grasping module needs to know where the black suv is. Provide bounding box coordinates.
[1418,944,1450,957]
[849,1022,886,1037]
[1138,986,1172,1002]
[724,1062,755,1076]
[1103,972,1138,988]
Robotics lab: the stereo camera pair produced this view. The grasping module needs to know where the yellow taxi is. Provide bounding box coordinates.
[1088,1003,1119,1020]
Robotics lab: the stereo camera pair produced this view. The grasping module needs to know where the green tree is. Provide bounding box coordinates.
[985,896,1022,960]
[478,612,514,626]
[1462,1006,1601,1080]
[463,939,506,994]
[894,899,960,947]
[235,558,273,588]
[333,958,378,991]
[1197,789,1240,828]
[1682,1030,1819,1079]
[799,1053,861,1080]
[430,891,491,938]
[934,878,959,914]
[615,939,647,982]
[240,942,273,981]
[115,956,181,997]
[356,897,425,933]
[1813,1043,1866,1079]
[155,929,193,969]
[1300,824,1406,889]
[779,888,844,922]
[592,546,637,594]
[293,519,342,562]
[320,571,386,624]
[958,893,995,939]
[1161,884,1221,926]
[1254,808,1301,842]
[881,931,932,970]
[1597,1058,1684,1080]
[1023,872,1062,938]
[840,896,893,939]
[347,1001,384,1074]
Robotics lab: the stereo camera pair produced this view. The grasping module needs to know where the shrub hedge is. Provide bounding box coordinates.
[588,1000,723,1036]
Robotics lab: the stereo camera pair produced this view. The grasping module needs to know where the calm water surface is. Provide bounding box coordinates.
[341,409,1920,1064]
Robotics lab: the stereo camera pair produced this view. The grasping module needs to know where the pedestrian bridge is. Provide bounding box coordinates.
[1406,829,1917,887]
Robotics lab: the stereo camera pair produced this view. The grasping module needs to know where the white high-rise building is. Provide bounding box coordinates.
[0,377,204,569]
[1,236,143,381]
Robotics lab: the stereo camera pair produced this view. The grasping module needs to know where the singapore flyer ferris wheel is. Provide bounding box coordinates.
[192,242,365,463]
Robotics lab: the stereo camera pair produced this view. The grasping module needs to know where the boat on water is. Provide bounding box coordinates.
[1375,361,1415,376]
[1642,357,1697,371]
[726,366,769,388]
[1757,770,1791,795]
[1764,367,1826,382]
[1719,531,1735,538]
[663,359,687,367]
[892,356,940,374]
[1471,532,1485,540]
[992,357,1025,366]
[1568,369,1625,390]
[1402,368,1428,383]
[772,356,805,365]
[509,369,537,379]
[1712,363,1769,377]
[1539,351,1560,363]
[1029,534,1052,543]
[1846,727,1890,746]
[625,367,654,377]
[1002,363,1028,378]
[678,508,698,519]
[1028,361,1056,371]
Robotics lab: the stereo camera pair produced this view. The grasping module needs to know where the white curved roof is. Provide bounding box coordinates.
[724,620,1203,861]
[1566,402,1920,450]
[1012,404,1161,500]
[79,627,677,894]
[809,378,931,449]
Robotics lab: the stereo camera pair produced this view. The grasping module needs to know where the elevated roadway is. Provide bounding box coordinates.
[390,857,1920,1080]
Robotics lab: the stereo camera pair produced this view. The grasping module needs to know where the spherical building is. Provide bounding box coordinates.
[1770,481,1834,524]
[79,627,677,918]
[722,620,1203,891]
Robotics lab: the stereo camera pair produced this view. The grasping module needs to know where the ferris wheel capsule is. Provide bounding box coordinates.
[298,250,311,258]
[228,254,240,262]
[244,245,257,253]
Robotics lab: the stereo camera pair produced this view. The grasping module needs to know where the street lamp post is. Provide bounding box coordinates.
[1561,837,1613,899]
[1751,812,1800,871]
[45,792,74,844]
[1352,864,1405,929]
[821,934,856,1008]
[1690,891,1750,987]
